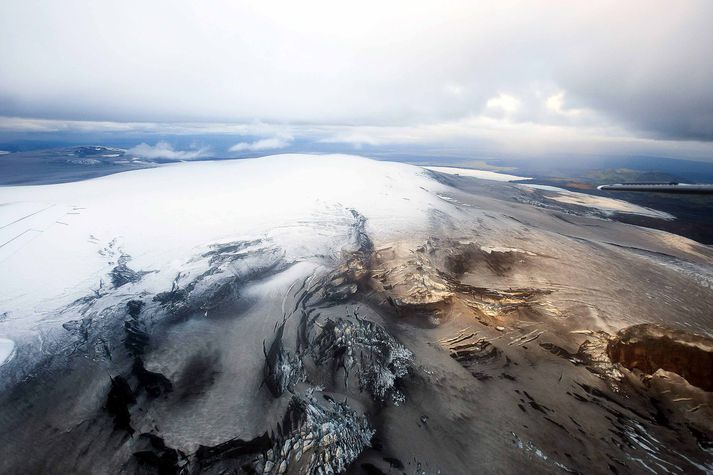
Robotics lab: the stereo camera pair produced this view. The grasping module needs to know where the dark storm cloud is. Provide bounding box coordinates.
[553,4,713,141]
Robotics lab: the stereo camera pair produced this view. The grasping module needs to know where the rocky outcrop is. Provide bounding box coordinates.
[255,392,374,475]
[540,330,625,386]
[110,254,152,288]
[322,210,374,303]
[370,239,548,327]
[607,324,713,391]
[195,432,271,469]
[311,316,412,404]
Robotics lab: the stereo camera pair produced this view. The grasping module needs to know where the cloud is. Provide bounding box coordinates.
[485,93,521,116]
[2,114,713,161]
[318,132,385,147]
[0,0,711,146]
[0,116,298,138]
[229,136,293,152]
[128,141,210,160]
[315,116,713,160]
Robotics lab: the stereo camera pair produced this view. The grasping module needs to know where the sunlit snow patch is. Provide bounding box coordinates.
[0,338,15,366]
[520,183,674,220]
[423,166,531,182]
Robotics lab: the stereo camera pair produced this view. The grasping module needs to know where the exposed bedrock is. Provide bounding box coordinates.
[371,245,453,325]
[540,331,625,386]
[195,432,272,470]
[110,253,153,288]
[370,238,548,327]
[432,238,532,277]
[607,323,713,392]
[448,334,506,381]
[321,210,374,304]
[190,391,376,474]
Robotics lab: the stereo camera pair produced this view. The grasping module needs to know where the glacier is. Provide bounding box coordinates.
[0,154,712,474]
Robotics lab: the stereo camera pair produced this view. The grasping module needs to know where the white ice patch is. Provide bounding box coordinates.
[0,338,15,366]
[520,183,674,220]
[423,166,531,182]
[480,246,536,256]
[243,261,320,300]
[521,184,568,192]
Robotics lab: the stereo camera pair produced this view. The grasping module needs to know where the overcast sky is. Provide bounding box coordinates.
[1,1,712,159]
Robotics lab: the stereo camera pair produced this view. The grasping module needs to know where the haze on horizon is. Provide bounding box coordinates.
[1,0,712,161]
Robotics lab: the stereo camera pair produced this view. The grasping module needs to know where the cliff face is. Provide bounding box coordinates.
[607,324,713,391]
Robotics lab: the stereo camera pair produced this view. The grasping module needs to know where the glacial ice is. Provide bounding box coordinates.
[0,154,449,342]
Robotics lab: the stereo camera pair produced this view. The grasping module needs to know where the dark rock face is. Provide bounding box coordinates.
[607,324,713,391]
[110,254,152,287]
[201,239,265,266]
[540,331,624,386]
[195,432,271,467]
[133,433,187,475]
[132,358,173,398]
[450,337,501,372]
[105,376,136,434]
[322,210,374,303]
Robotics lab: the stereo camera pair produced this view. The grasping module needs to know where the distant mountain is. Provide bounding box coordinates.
[0,146,153,185]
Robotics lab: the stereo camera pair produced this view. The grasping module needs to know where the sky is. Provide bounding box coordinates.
[0,0,712,161]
